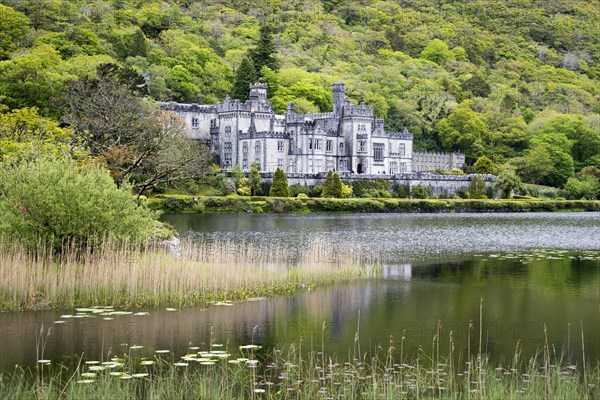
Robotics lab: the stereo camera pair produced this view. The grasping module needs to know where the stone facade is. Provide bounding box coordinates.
[412,151,465,172]
[161,82,414,175]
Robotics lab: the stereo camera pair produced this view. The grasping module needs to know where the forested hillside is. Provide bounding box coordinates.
[0,0,599,190]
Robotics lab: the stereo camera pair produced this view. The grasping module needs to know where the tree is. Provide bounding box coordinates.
[232,57,257,101]
[420,39,451,65]
[250,23,279,77]
[0,5,30,60]
[0,159,161,251]
[321,170,343,198]
[563,175,599,200]
[64,68,212,194]
[461,74,491,98]
[436,103,490,162]
[473,155,496,175]
[536,115,600,168]
[495,168,523,199]
[0,45,66,116]
[250,165,261,195]
[270,167,290,197]
[510,145,553,184]
[469,175,487,199]
[0,107,82,163]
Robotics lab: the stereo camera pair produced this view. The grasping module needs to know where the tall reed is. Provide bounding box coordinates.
[0,236,380,311]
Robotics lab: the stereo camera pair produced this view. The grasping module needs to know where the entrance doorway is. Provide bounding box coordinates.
[357,163,364,174]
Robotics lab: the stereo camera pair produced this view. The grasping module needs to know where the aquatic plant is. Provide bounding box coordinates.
[0,236,380,311]
[2,321,597,400]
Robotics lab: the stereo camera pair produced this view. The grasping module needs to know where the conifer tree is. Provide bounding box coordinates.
[232,57,257,101]
[270,167,290,197]
[129,29,148,58]
[331,173,343,198]
[250,23,279,77]
[250,165,261,195]
[321,170,343,198]
[321,170,335,197]
[469,174,487,199]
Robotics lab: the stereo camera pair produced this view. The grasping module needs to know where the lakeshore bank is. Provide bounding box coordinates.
[147,195,600,214]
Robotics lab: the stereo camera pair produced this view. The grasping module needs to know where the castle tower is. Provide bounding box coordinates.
[249,83,268,104]
[332,82,346,117]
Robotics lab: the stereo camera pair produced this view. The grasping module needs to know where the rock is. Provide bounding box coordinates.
[160,236,181,257]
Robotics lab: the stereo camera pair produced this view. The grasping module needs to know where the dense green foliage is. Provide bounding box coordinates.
[0,159,161,250]
[469,174,488,199]
[269,167,291,197]
[147,195,600,214]
[0,0,598,189]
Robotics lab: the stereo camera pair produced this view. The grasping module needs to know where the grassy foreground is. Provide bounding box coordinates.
[0,237,379,311]
[2,333,597,400]
[148,195,600,214]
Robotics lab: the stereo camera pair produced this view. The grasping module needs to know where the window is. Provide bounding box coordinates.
[192,117,199,129]
[290,139,294,152]
[309,139,314,150]
[339,159,347,171]
[339,142,344,152]
[277,158,284,168]
[255,140,261,153]
[358,140,367,153]
[399,143,405,156]
[224,142,232,167]
[242,143,248,170]
[326,140,333,152]
[224,126,231,135]
[390,161,398,174]
[277,141,284,152]
[324,121,328,129]
[315,139,321,150]
[374,143,384,162]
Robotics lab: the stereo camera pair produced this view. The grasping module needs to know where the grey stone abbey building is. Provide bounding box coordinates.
[160,82,464,175]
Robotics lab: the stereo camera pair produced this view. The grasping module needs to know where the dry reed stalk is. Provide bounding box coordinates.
[0,237,379,311]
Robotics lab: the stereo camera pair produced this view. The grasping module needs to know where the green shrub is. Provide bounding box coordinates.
[192,201,205,213]
[351,179,389,197]
[309,184,323,197]
[0,159,161,250]
[410,185,429,199]
[297,193,309,199]
[361,188,391,198]
[237,177,251,196]
[289,183,310,197]
[392,183,410,198]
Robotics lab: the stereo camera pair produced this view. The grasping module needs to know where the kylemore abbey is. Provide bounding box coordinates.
[160,82,464,176]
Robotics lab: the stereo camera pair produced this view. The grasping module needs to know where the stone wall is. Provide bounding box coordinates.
[256,172,495,196]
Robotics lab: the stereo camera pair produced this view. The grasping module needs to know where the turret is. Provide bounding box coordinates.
[249,83,268,104]
[332,82,346,117]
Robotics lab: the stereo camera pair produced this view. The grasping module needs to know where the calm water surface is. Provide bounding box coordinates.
[1,213,598,372]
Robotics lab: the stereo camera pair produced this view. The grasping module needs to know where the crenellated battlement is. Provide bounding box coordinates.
[159,102,217,113]
[343,102,374,117]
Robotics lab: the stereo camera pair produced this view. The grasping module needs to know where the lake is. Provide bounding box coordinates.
[1,212,599,372]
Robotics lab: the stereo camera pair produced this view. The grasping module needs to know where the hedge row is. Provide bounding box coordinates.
[147,196,600,214]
